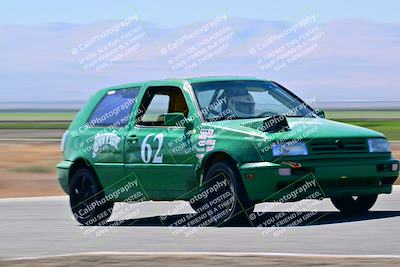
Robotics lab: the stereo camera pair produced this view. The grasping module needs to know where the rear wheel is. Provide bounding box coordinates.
[190,161,253,226]
[330,194,378,214]
[69,168,113,226]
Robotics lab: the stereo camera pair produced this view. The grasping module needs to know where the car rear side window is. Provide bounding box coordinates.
[87,87,140,127]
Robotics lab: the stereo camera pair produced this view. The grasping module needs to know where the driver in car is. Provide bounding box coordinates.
[224,88,256,118]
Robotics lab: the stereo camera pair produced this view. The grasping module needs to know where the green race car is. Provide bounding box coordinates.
[57,77,399,226]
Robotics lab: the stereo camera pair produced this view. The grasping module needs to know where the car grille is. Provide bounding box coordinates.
[318,178,377,188]
[309,139,368,154]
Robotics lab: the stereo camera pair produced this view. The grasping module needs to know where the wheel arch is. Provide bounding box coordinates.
[200,151,238,176]
[199,150,252,207]
[69,158,97,184]
[199,151,247,190]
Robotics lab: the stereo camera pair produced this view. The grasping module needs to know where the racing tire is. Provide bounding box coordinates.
[330,194,378,214]
[69,168,114,226]
[190,161,254,226]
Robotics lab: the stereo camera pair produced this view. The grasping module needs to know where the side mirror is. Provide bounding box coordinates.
[163,112,191,128]
[185,120,194,131]
[314,109,326,118]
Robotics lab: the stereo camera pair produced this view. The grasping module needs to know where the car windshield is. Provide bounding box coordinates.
[191,80,315,121]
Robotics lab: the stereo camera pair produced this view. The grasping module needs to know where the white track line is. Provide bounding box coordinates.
[3,251,400,261]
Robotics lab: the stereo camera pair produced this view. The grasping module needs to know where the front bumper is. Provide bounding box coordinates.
[239,157,399,202]
[56,160,73,194]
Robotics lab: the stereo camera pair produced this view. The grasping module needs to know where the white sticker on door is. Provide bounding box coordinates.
[92,131,121,158]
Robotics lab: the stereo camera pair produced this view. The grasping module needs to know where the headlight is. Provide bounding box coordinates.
[368,138,390,152]
[272,141,308,156]
[60,130,69,152]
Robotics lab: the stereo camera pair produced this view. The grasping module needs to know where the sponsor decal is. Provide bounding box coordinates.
[206,145,215,152]
[196,128,217,159]
[92,131,121,158]
[198,134,208,140]
[200,128,214,135]
[198,140,206,146]
[196,147,206,152]
[206,139,216,146]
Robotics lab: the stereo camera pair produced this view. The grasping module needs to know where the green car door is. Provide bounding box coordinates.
[82,87,142,201]
[124,83,198,200]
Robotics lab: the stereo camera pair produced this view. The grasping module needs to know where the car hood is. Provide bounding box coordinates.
[202,117,384,141]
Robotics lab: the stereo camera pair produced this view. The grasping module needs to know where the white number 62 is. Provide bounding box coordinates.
[141,133,164,163]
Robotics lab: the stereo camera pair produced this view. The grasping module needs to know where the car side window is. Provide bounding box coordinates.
[87,87,140,127]
[141,94,170,123]
[137,86,189,126]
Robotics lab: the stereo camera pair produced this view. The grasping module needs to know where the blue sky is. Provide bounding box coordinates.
[1,0,399,26]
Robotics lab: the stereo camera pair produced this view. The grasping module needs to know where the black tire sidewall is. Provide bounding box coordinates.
[199,161,252,225]
[331,194,378,214]
[69,168,113,226]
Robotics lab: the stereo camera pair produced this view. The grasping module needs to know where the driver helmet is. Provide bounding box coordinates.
[226,89,255,117]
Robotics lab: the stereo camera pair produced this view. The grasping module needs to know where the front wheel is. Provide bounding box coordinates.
[190,161,253,226]
[69,168,114,226]
[330,194,378,214]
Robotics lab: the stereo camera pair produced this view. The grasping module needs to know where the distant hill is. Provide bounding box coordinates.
[1,17,399,103]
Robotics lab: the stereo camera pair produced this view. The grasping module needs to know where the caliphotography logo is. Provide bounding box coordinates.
[0,1,400,267]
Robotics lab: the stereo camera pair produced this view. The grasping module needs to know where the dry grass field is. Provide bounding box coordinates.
[0,142,63,197]
[2,254,400,267]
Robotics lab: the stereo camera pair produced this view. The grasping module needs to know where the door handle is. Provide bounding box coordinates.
[127,135,138,143]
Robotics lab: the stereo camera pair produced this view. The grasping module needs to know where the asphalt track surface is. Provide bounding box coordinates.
[1,187,400,259]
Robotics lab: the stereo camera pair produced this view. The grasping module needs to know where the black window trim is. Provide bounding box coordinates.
[135,85,190,128]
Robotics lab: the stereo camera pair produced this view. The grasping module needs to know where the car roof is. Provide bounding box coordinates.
[184,76,268,83]
[100,76,270,92]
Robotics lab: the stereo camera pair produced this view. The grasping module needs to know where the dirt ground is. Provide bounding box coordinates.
[0,142,399,198]
[0,142,63,197]
[391,143,400,160]
[1,254,400,267]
